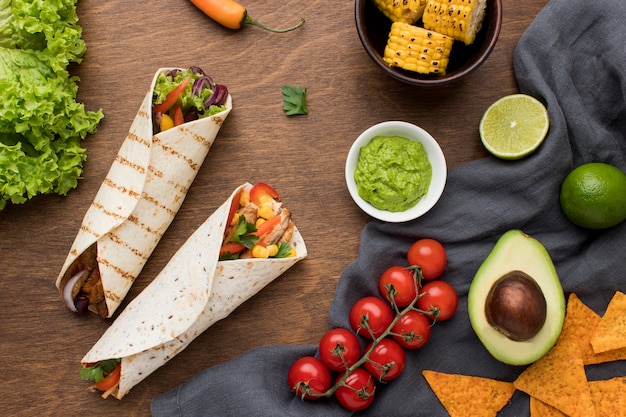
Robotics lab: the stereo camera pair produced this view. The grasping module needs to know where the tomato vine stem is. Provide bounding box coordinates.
[312,270,433,399]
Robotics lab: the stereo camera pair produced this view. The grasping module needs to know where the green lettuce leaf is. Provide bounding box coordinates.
[0,0,103,210]
[0,0,85,70]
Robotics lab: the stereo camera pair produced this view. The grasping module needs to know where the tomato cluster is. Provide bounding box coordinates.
[287,238,459,411]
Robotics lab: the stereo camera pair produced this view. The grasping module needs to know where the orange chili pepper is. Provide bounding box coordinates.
[189,0,304,32]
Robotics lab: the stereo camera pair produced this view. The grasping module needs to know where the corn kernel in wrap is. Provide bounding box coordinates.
[56,68,232,318]
[81,183,307,399]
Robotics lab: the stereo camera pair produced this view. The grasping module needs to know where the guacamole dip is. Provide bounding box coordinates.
[354,135,432,212]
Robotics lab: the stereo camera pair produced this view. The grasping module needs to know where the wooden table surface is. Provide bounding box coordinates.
[1,0,548,415]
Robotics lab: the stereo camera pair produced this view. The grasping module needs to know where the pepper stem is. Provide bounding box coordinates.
[244,14,305,33]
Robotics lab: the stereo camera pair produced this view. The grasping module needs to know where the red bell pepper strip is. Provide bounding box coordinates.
[153,77,191,114]
[172,106,184,126]
[249,182,280,206]
[220,242,246,257]
[253,215,281,238]
[94,363,121,392]
[225,189,244,232]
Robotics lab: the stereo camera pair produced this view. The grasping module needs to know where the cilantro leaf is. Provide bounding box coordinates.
[229,216,259,249]
[273,242,293,258]
[79,359,120,383]
[219,251,240,261]
[282,85,308,116]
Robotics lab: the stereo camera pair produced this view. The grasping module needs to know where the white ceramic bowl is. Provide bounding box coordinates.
[345,121,447,222]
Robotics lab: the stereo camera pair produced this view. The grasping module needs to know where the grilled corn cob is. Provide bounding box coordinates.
[422,0,487,45]
[372,0,428,24]
[383,22,454,75]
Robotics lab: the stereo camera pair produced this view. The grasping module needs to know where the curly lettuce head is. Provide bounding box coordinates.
[0,0,85,70]
[0,0,103,210]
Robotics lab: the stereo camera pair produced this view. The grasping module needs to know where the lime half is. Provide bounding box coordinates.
[479,94,550,160]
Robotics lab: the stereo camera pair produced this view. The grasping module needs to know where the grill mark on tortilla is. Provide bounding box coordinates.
[78,223,101,240]
[129,130,151,146]
[91,201,128,222]
[148,165,189,195]
[126,213,165,237]
[104,289,122,303]
[137,108,150,120]
[97,256,136,282]
[152,136,200,171]
[193,131,215,148]
[106,229,151,261]
[115,154,147,175]
[148,165,164,178]
[138,191,178,216]
[102,178,142,200]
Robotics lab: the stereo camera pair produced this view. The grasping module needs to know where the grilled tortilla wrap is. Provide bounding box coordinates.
[81,183,307,399]
[56,68,232,318]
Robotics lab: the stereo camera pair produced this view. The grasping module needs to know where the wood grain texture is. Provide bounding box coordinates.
[0,0,547,415]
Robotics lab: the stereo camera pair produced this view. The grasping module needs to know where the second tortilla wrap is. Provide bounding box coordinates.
[81,182,307,399]
[56,67,232,318]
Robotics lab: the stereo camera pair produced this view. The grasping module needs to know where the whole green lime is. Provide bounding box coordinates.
[559,162,626,229]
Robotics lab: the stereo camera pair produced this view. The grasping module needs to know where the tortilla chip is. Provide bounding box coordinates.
[422,370,515,417]
[560,293,626,364]
[589,377,626,415]
[590,291,626,354]
[513,338,595,417]
[529,397,567,417]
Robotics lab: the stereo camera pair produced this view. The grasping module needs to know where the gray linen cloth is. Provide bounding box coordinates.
[152,0,626,414]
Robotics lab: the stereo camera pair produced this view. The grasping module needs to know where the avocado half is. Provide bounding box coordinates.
[468,229,565,366]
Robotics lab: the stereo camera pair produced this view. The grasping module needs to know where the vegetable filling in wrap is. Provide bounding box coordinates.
[79,182,307,399]
[56,67,232,318]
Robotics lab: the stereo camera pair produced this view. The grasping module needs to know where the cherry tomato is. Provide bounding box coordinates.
[418,280,458,321]
[249,182,280,206]
[407,238,447,280]
[287,356,331,400]
[364,338,406,381]
[318,328,361,372]
[94,363,121,392]
[334,368,375,411]
[378,265,418,308]
[391,310,432,349]
[349,296,394,339]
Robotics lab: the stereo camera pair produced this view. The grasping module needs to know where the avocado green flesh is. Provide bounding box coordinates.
[468,229,565,366]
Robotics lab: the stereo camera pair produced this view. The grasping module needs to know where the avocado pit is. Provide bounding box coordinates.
[484,270,547,341]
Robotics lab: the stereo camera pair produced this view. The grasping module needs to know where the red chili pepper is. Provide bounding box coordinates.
[188,0,304,32]
[153,77,191,114]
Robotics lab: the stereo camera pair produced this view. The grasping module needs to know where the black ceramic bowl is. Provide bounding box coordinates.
[355,0,502,86]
